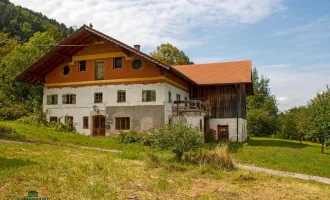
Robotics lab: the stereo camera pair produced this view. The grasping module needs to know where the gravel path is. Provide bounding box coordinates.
[236,163,330,185]
[0,139,121,153]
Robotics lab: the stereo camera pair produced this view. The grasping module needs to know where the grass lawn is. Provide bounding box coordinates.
[232,137,330,178]
[1,141,330,199]
[1,121,330,199]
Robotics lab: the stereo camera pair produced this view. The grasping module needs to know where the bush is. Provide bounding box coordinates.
[0,104,29,120]
[117,130,152,145]
[182,145,234,170]
[151,122,202,161]
[0,124,24,140]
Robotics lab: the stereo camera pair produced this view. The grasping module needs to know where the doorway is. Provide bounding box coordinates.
[93,115,105,136]
[217,125,229,142]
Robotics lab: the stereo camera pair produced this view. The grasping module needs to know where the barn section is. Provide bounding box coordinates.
[173,61,253,142]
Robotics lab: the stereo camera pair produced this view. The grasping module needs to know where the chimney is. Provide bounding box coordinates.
[89,23,93,28]
[134,44,141,51]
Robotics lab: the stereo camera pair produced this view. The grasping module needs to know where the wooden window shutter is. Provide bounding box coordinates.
[152,90,156,101]
[47,95,51,105]
[54,95,58,104]
[72,94,76,104]
[62,95,66,104]
[142,91,147,102]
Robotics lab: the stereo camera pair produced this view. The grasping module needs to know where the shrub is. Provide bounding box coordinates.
[182,145,234,170]
[117,130,152,144]
[0,124,24,140]
[53,119,76,133]
[0,104,29,120]
[151,122,202,161]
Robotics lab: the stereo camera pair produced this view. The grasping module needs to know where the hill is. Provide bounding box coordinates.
[0,0,74,41]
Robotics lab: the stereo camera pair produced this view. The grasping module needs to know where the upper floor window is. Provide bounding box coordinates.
[79,61,86,72]
[62,94,76,104]
[132,59,142,70]
[47,94,58,105]
[176,94,181,101]
[168,91,172,103]
[142,90,156,102]
[113,57,122,69]
[95,61,104,80]
[94,92,103,103]
[117,90,126,103]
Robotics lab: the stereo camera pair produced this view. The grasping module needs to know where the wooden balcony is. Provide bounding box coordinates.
[172,100,211,115]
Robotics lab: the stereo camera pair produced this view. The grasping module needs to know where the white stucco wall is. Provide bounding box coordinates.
[163,83,189,123]
[44,82,189,135]
[209,118,247,142]
[172,114,205,134]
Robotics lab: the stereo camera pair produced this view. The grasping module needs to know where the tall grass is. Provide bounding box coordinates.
[182,145,235,170]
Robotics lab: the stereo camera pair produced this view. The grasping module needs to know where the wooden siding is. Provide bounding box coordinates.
[190,84,247,119]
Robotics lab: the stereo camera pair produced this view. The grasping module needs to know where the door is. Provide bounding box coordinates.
[217,125,229,141]
[95,61,104,80]
[93,115,105,136]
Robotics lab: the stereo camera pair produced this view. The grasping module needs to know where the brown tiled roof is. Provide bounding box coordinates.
[171,60,252,85]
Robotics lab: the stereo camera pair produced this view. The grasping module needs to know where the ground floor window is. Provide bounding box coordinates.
[115,117,130,130]
[50,116,58,122]
[65,116,73,125]
[83,116,89,129]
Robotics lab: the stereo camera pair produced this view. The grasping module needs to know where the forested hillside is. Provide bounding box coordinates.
[0,0,74,41]
[0,0,73,120]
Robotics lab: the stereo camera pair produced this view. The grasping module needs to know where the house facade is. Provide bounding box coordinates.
[16,25,253,142]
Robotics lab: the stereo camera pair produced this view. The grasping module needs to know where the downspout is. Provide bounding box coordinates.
[236,84,239,142]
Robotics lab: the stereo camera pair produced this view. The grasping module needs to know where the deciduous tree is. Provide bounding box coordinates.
[150,43,193,65]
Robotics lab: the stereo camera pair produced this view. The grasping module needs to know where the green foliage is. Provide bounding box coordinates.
[150,43,194,65]
[247,68,278,136]
[151,122,202,161]
[182,145,234,170]
[308,86,330,153]
[0,27,64,120]
[0,0,73,40]
[117,130,151,145]
[0,124,24,140]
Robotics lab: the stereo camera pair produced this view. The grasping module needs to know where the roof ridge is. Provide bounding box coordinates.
[172,60,252,67]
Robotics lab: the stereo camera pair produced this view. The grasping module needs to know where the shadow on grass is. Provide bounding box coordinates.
[248,138,308,149]
[0,157,36,171]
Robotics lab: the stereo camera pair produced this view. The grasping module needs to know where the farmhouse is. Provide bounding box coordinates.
[16,25,253,142]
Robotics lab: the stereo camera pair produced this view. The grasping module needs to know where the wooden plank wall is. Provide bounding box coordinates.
[190,84,247,119]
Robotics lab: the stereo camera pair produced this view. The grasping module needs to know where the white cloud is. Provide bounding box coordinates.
[11,0,284,51]
[277,96,287,101]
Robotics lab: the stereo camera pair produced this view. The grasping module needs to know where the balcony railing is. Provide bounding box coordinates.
[172,100,210,115]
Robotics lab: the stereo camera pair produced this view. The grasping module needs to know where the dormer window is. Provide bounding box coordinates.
[113,57,122,69]
[132,59,142,70]
[79,61,86,72]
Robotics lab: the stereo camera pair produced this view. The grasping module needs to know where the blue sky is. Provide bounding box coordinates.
[11,0,330,110]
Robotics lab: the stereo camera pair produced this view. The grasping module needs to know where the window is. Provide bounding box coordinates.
[95,61,104,80]
[113,57,122,69]
[47,94,58,105]
[142,90,156,102]
[94,93,103,103]
[168,91,172,103]
[132,59,142,70]
[115,117,130,130]
[176,94,181,101]
[117,90,126,103]
[62,66,70,75]
[79,61,86,72]
[50,116,58,123]
[62,94,76,104]
[83,117,89,129]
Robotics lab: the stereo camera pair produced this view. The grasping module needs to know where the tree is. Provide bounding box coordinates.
[308,86,330,153]
[150,43,193,65]
[247,68,279,136]
[0,27,63,119]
